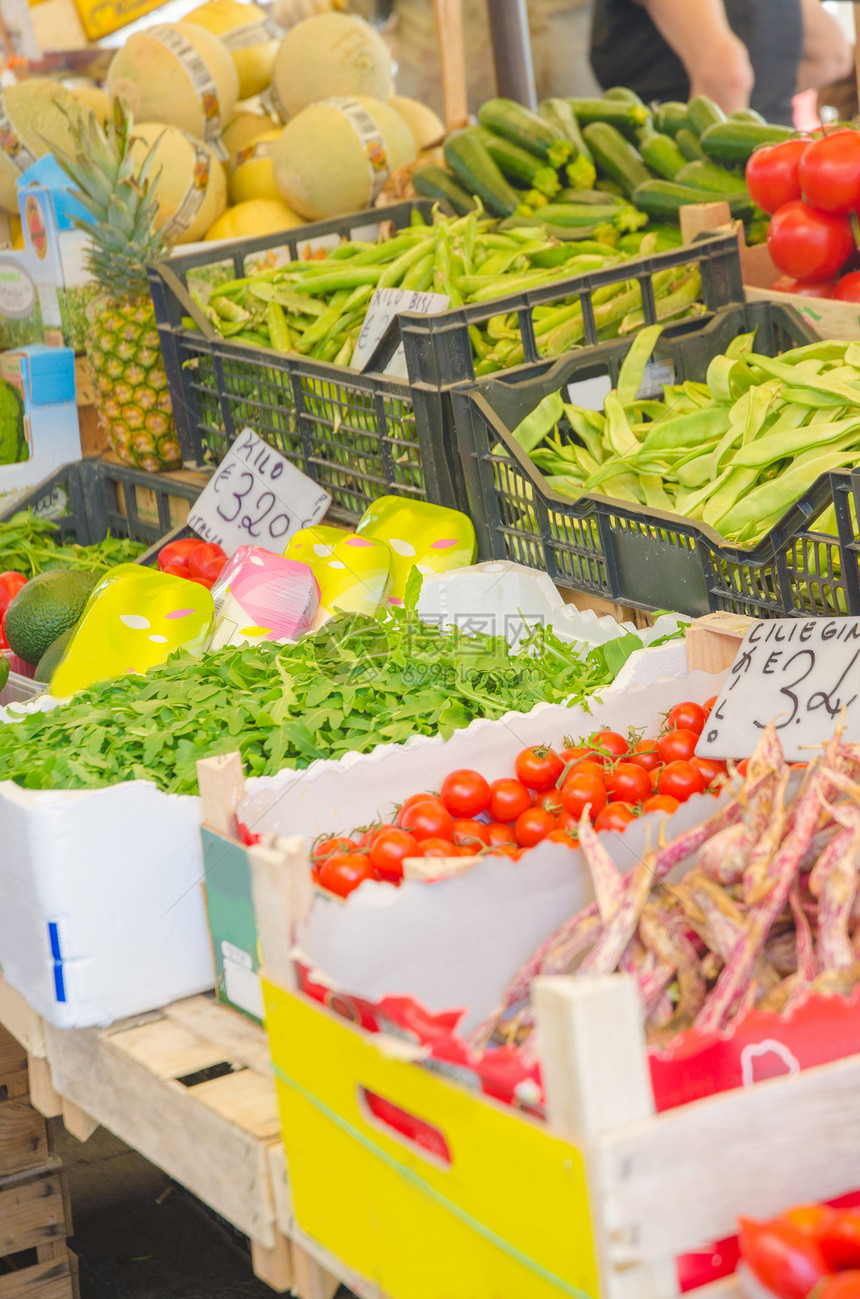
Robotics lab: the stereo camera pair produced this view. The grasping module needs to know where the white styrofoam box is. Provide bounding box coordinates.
[0,638,701,1028]
[416,561,685,652]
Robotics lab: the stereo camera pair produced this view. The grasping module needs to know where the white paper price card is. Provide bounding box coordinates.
[695,615,860,762]
[186,428,330,556]
[351,286,449,379]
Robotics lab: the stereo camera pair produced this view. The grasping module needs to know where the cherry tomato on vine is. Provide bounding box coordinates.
[587,729,628,761]
[739,1217,830,1299]
[439,769,490,818]
[703,695,718,712]
[658,761,705,802]
[452,818,491,848]
[487,778,532,823]
[773,274,837,298]
[767,200,854,281]
[560,744,589,764]
[514,746,564,791]
[369,828,418,880]
[318,853,374,897]
[782,1204,837,1239]
[642,793,680,815]
[656,728,700,765]
[514,807,556,847]
[692,756,728,789]
[398,798,455,842]
[541,789,564,816]
[397,792,436,818]
[799,129,860,215]
[560,773,607,819]
[816,1208,860,1270]
[594,802,636,832]
[548,827,580,848]
[812,1274,860,1299]
[563,758,605,785]
[628,739,661,773]
[745,137,808,214]
[666,701,707,734]
[313,835,356,864]
[486,821,517,846]
[604,762,652,805]
[736,758,750,778]
[418,837,458,857]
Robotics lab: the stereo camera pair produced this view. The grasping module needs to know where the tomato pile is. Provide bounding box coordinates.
[740,1203,860,1299]
[157,538,228,588]
[0,571,27,651]
[747,131,860,300]
[309,697,725,897]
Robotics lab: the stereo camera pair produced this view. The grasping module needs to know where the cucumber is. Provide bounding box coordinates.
[687,95,726,135]
[604,86,648,109]
[729,108,766,124]
[631,178,754,223]
[581,121,651,199]
[700,119,795,164]
[675,127,707,162]
[566,96,651,133]
[472,126,560,196]
[412,164,477,215]
[675,160,749,194]
[478,98,571,167]
[443,131,519,217]
[653,101,690,136]
[638,130,687,180]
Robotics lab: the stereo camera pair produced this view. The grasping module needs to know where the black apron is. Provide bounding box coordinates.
[589,0,803,125]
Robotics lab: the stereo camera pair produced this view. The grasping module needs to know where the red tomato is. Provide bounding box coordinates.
[739,1217,830,1299]
[514,807,556,847]
[767,200,854,281]
[187,542,228,588]
[563,758,605,784]
[604,761,652,805]
[0,571,26,619]
[541,790,564,816]
[666,701,707,734]
[560,745,589,764]
[834,271,860,302]
[369,828,418,880]
[157,537,200,577]
[439,769,490,818]
[451,818,491,848]
[313,835,356,864]
[812,1273,860,1299]
[703,695,718,711]
[746,138,808,214]
[398,798,455,842]
[486,821,517,846]
[736,758,750,778]
[782,1204,838,1239]
[560,773,607,820]
[628,739,661,773]
[398,792,436,817]
[772,274,837,298]
[318,853,374,897]
[594,802,636,832]
[656,728,700,765]
[816,1209,860,1270]
[658,761,705,802]
[587,729,628,761]
[800,129,860,215]
[692,755,728,788]
[547,828,579,848]
[487,778,532,823]
[418,837,458,857]
[514,746,564,791]
[642,793,680,815]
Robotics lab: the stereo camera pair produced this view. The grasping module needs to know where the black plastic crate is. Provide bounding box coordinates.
[449,300,860,619]
[147,200,744,523]
[0,459,202,555]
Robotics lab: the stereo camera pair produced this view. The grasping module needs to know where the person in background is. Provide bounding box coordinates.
[270,0,603,116]
[589,0,852,124]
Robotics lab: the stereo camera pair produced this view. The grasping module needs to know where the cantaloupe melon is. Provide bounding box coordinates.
[0,79,85,212]
[184,0,277,100]
[221,108,276,159]
[71,83,112,125]
[388,96,444,151]
[205,197,303,240]
[270,13,392,120]
[273,95,415,221]
[131,123,227,244]
[107,22,240,146]
[228,127,282,204]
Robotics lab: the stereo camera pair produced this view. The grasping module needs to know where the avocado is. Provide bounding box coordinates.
[34,625,76,683]
[0,654,8,693]
[5,569,99,665]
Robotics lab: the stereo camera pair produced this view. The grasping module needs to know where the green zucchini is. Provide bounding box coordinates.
[472,126,560,196]
[558,187,626,205]
[631,178,754,223]
[675,159,748,194]
[653,101,690,136]
[700,119,795,164]
[412,164,477,215]
[478,98,571,167]
[537,201,631,226]
[687,95,727,135]
[617,224,683,253]
[596,177,625,197]
[443,131,519,217]
[603,86,648,109]
[539,98,597,188]
[566,96,651,133]
[675,128,707,162]
[729,108,766,124]
[638,130,687,180]
[581,121,651,199]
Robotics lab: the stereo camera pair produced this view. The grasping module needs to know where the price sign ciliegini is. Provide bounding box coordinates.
[695,615,860,762]
[186,428,330,556]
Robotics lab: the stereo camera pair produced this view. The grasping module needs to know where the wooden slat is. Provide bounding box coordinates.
[0,1258,75,1299]
[26,1059,61,1121]
[189,1069,281,1141]
[595,1049,860,1264]
[108,1019,230,1081]
[163,997,271,1076]
[43,1022,278,1247]
[0,1098,49,1175]
[0,1167,67,1255]
[685,613,753,675]
[250,1233,293,1293]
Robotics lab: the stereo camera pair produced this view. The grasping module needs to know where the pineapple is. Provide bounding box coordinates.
[53,104,182,471]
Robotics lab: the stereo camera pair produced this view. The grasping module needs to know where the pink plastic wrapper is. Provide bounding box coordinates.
[209,546,320,649]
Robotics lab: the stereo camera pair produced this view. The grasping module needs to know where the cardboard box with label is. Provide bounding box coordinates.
[0,345,80,494]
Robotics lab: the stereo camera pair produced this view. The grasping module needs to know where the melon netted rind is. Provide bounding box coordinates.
[388,96,445,151]
[107,22,240,142]
[184,0,278,100]
[271,12,393,120]
[131,123,227,244]
[272,95,415,221]
[0,79,86,212]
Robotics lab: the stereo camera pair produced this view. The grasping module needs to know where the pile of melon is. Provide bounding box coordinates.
[0,7,443,241]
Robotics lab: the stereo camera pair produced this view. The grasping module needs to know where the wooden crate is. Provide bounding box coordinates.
[0,1029,49,1178]
[0,1163,77,1299]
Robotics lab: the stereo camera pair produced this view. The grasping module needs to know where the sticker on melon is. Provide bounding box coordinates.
[327,96,391,203]
[131,124,225,245]
[354,498,477,603]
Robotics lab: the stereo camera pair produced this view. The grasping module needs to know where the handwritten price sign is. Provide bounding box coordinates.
[351,287,449,379]
[186,428,330,556]
[695,616,860,762]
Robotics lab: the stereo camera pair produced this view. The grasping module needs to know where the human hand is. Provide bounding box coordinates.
[688,31,755,112]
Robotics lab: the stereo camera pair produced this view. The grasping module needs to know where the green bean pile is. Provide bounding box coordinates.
[513,326,860,548]
[195,208,704,376]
